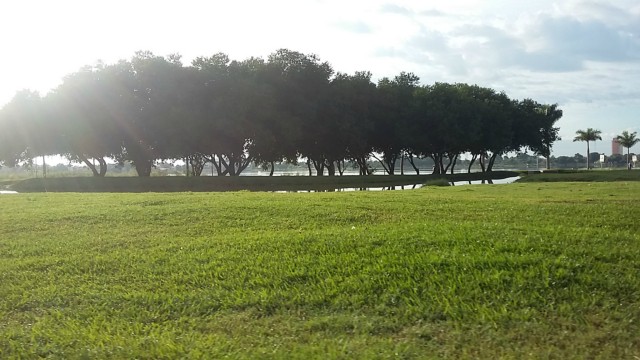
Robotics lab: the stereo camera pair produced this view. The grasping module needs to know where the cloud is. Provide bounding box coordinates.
[408,28,449,53]
[380,3,413,16]
[448,23,585,73]
[529,15,640,63]
[381,4,640,76]
[334,21,372,34]
[568,0,638,27]
[420,9,447,17]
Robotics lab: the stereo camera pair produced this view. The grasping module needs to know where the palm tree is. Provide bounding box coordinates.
[573,128,602,169]
[616,130,639,169]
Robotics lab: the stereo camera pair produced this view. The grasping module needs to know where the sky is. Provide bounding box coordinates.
[1,0,639,157]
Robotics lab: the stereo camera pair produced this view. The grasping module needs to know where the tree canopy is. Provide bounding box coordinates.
[0,49,564,176]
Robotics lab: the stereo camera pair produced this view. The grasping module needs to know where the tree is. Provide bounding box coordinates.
[573,153,586,168]
[330,72,378,175]
[122,51,187,176]
[266,49,333,176]
[2,49,569,178]
[189,54,278,176]
[525,103,562,170]
[0,91,38,166]
[460,86,513,173]
[372,72,420,175]
[0,90,56,169]
[606,153,624,167]
[616,131,639,169]
[47,64,127,176]
[217,58,276,176]
[182,53,232,176]
[411,83,474,175]
[573,128,602,169]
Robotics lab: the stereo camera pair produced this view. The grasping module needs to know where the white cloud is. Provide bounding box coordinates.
[380,3,413,16]
[334,21,373,34]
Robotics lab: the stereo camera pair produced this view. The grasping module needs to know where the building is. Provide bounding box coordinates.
[612,138,623,155]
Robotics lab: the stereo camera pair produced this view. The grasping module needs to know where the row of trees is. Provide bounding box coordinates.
[0,50,563,177]
[574,128,639,169]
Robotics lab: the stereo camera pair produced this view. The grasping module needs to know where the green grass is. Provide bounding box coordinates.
[1,182,639,358]
[9,171,518,193]
[518,169,640,182]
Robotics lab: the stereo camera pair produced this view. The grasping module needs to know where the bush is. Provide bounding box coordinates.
[423,178,451,187]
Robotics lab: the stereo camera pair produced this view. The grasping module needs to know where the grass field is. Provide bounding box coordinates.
[1,182,639,358]
[517,169,640,183]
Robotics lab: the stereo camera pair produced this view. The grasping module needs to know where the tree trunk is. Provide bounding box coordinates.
[326,162,336,177]
[430,154,441,175]
[189,155,206,176]
[372,154,392,175]
[443,155,452,173]
[443,153,457,174]
[449,154,458,175]
[98,158,107,176]
[227,156,236,176]
[433,153,446,175]
[208,155,225,176]
[468,154,478,173]
[384,155,397,175]
[487,153,499,172]
[269,161,275,176]
[134,158,153,177]
[406,152,419,175]
[546,155,551,170]
[400,152,405,175]
[586,141,590,170]
[336,160,345,176]
[235,155,252,176]
[312,159,325,176]
[356,156,371,175]
[79,155,100,177]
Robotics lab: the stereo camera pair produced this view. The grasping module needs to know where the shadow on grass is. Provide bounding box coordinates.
[11,172,518,193]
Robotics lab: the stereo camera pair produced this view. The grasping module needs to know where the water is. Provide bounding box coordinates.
[276,176,520,192]
[450,176,519,186]
[0,176,519,194]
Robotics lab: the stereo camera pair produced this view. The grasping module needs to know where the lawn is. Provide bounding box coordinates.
[0,182,639,358]
[517,169,640,183]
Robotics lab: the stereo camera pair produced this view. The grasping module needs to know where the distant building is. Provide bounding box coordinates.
[612,138,623,155]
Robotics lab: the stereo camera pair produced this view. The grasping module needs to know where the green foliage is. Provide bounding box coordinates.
[422,178,451,187]
[0,183,639,358]
[1,50,563,177]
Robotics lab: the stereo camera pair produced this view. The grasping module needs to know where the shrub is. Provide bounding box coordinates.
[423,178,451,187]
